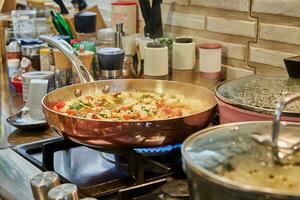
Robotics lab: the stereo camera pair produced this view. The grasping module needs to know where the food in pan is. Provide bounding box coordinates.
[217,154,300,193]
[53,91,208,120]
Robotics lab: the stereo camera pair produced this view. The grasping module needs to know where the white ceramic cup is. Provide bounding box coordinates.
[144,43,168,76]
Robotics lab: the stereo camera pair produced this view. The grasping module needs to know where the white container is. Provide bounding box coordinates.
[7,59,20,79]
[138,37,153,60]
[122,35,136,55]
[111,2,137,34]
[144,43,168,76]
[199,43,222,79]
[172,38,195,70]
[21,71,55,102]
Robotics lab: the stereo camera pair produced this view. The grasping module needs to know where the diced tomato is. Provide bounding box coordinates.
[156,100,163,108]
[66,110,76,116]
[53,105,60,112]
[55,101,65,109]
[173,108,183,117]
[163,107,172,115]
[124,114,130,120]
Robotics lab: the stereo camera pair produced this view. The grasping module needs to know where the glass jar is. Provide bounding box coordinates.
[96,28,115,48]
[21,44,41,71]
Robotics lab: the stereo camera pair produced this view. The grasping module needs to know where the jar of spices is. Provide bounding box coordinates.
[97,28,115,48]
[199,43,222,80]
[21,44,41,71]
[40,45,54,71]
[111,1,137,34]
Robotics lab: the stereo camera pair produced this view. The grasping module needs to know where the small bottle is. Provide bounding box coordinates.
[115,23,125,49]
[40,44,54,71]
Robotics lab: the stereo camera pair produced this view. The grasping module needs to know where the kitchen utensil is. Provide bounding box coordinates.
[11,77,22,93]
[216,74,300,124]
[74,12,97,33]
[284,55,300,79]
[21,44,41,71]
[52,0,69,14]
[111,1,137,34]
[39,35,217,148]
[199,43,222,80]
[21,71,55,102]
[97,47,125,79]
[172,37,195,70]
[139,0,163,38]
[30,171,60,200]
[50,10,73,38]
[71,0,87,11]
[7,79,48,130]
[144,43,168,77]
[182,93,300,200]
[96,28,115,48]
[12,10,36,38]
[115,23,125,49]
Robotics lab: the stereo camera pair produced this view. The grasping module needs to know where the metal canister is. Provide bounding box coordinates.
[30,171,60,200]
[48,183,79,200]
[21,44,41,71]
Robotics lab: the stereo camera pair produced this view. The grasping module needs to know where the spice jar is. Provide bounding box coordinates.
[199,43,222,80]
[111,1,137,34]
[96,28,115,48]
[21,44,41,71]
[40,45,54,71]
[144,43,168,78]
[53,49,72,87]
[172,37,195,70]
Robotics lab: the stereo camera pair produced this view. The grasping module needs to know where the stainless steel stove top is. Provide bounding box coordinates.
[0,138,189,200]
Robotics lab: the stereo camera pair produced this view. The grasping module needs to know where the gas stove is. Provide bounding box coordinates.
[1,137,190,200]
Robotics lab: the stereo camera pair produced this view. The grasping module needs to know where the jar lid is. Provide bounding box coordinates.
[199,43,222,49]
[111,1,137,6]
[97,48,124,55]
[74,12,97,33]
[175,37,193,43]
[146,42,166,48]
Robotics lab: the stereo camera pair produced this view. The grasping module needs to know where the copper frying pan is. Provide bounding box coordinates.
[40,36,217,148]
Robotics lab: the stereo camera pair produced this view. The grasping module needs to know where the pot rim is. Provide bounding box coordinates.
[215,75,300,117]
[182,121,300,198]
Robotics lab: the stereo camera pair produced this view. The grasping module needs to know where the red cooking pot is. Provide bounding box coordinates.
[216,74,300,124]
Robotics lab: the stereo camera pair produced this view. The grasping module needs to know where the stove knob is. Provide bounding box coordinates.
[48,183,79,200]
[30,171,60,200]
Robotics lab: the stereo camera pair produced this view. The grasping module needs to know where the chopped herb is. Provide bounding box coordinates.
[69,104,83,110]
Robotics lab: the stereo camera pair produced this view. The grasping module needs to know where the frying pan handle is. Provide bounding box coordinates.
[272,93,300,146]
[39,35,94,83]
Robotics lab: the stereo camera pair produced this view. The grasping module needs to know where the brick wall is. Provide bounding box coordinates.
[87,0,300,74]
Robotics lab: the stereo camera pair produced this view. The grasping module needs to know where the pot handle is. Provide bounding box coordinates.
[39,35,94,83]
[272,93,300,146]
